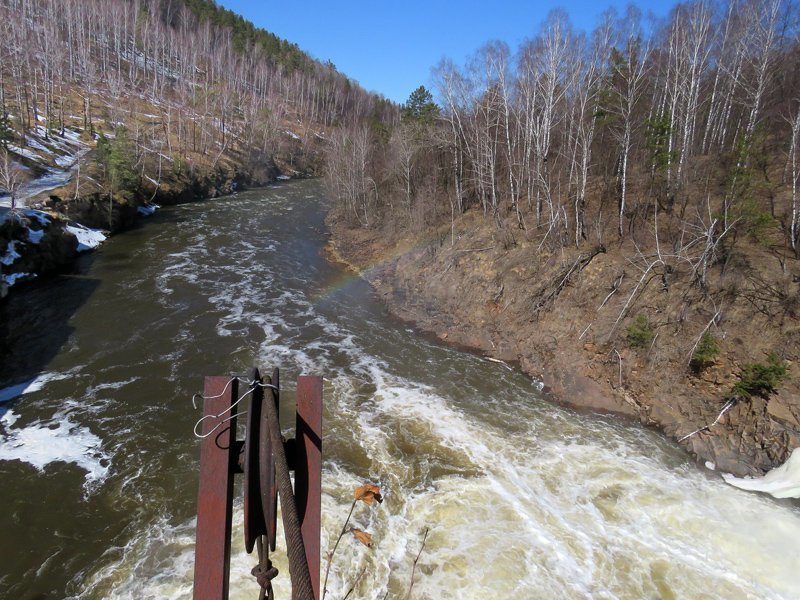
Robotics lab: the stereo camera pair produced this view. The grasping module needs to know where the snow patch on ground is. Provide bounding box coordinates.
[0,209,57,288]
[723,448,800,498]
[0,272,35,286]
[25,136,52,153]
[7,143,40,162]
[1,240,21,265]
[27,228,44,244]
[55,154,76,167]
[137,204,160,216]
[0,124,90,208]
[22,208,52,226]
[0,409,109,490]
[66,224,106,251]
[284,130,300,140]
[276,175,291,180]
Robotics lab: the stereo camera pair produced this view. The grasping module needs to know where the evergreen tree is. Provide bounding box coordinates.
[401,86,439,125]
[94,127,138,228]
[0,111,12,150]
[96,126,137,201]
[107,127,137,201]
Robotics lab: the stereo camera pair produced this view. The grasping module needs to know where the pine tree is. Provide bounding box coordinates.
[107,127,137,201]
[0,111,12,150]
[401,86,439,126]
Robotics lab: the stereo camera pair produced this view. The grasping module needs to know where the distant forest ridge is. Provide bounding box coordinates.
[181,0,319,74]
[0,0,397,175]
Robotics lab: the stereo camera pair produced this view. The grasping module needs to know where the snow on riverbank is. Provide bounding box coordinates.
[1,272,35,286]
[137,203,160,216]
[1,207,105,294]
[1,240,21,265]
[723,448,800,498]
[65,223,107,251]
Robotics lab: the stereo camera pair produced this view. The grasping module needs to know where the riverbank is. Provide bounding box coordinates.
[0,152,298,299]
[326,209,800,479]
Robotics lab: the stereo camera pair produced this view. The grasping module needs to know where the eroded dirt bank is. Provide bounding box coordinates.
[327,211,800,477]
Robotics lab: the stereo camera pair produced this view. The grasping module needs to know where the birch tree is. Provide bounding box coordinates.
[788,102,800,254]
[606,7,651,237]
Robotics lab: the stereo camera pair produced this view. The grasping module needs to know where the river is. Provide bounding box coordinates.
[0,180,798,599]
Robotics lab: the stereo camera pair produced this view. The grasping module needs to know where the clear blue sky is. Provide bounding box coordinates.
[217,1,681,104]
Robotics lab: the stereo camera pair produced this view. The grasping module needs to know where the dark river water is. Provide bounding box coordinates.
[1,180,798,599]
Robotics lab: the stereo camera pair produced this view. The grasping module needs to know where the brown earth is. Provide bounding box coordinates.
[326,210,800,477]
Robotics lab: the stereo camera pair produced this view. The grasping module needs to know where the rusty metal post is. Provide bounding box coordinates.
[193,376,239,600]
[244,368,267,553]
[193,371,322,600]
[294,376,323,600]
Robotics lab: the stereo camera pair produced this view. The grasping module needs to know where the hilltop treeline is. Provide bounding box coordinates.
[328,0,799,261]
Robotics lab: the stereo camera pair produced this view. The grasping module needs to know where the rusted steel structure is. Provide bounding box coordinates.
[193,368,322,600]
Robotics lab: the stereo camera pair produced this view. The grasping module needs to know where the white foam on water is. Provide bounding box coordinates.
[0,409,109,493]
[723,447,800,499]
[154,251,201,296]
[0,370,78,402]
[75,506,293,600]
[87,377,141,394]
[55,376,142,417]
[336,372,800,598]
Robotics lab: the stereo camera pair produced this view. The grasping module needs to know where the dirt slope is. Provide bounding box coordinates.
[327,210,800,477]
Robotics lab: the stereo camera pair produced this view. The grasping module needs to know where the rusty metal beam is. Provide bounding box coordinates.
[294,376,323,600]
[193,376,239,600]
[265,368,280,552]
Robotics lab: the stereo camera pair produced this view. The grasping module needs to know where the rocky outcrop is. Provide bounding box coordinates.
[0,210,80,292]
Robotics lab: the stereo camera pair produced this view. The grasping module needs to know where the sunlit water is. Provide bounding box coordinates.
[0,180,798,599]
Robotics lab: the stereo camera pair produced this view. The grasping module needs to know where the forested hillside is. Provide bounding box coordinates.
[326,0,800,475]
[0,0,396,294]
[0,0,395,220]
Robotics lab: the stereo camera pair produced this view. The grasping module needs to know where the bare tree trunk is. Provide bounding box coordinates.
[789,106,800,255]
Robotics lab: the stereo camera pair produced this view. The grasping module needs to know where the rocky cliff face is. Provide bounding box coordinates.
[327,211,800,477]
[1,210,80,297]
